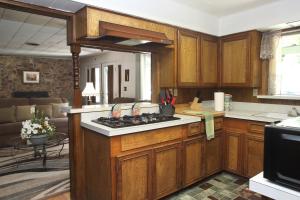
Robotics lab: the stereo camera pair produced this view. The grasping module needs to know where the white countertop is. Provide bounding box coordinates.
[67,102,158,114]
[224,110,290,123]
[81,114,201,137]
[249,172,300,200]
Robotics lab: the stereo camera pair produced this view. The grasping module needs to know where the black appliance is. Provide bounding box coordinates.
[92,113,180,128]
[264,117,300,191]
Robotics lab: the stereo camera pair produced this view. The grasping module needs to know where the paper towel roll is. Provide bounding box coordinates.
[214,92,224,111]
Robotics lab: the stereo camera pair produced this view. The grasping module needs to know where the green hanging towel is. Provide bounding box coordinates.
[183,110,215,140]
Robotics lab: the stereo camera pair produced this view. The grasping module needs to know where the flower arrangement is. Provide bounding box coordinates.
[21,108,56,140]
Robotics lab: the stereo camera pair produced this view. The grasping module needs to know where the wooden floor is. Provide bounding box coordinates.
[47,192,70,200]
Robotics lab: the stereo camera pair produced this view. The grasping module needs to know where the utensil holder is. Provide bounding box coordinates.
[159,104,175,116]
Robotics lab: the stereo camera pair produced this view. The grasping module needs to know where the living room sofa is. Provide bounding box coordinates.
[0,97,69,147]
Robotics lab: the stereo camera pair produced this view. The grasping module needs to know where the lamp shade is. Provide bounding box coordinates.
[82,82,98,97]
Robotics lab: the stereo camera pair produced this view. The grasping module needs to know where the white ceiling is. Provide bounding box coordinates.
[172,0,280,16]
[0,8,102,57]
[17,0,85,13]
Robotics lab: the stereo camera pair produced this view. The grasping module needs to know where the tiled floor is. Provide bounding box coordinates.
[165,172,262,200]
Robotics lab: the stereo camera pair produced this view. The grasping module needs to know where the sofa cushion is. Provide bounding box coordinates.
[0,98,29,108]
[0,106,16,123]
[16,105,35,122]
[36,105,53,118]
[49,118,68,134]
[0,122,22,137]
[52,103,69,118]
[29,98,62,105]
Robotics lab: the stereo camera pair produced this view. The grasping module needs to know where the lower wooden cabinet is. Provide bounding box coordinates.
[205,131,223,176]
[224,130,243,175]
[244,133,264,177]
[224,118,266,178]
[183,136,205,186]
[116,151,152,200]
[153,142,181,199]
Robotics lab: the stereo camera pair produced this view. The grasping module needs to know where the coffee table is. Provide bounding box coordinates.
[11,132,68,168]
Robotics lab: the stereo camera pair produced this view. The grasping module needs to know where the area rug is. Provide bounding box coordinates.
[0,143,70,200]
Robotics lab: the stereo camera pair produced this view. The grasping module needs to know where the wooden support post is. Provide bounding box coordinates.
[71,44,82,108]
[69,113,85,200]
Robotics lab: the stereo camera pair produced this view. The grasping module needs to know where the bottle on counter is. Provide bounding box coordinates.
[224,94,232,111]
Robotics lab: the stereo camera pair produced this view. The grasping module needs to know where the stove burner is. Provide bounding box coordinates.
[92,113,180,128]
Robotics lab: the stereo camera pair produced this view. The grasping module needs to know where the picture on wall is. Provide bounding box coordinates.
[23,71,40,84]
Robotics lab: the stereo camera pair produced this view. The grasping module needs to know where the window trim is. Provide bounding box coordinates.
[257,95,300,100]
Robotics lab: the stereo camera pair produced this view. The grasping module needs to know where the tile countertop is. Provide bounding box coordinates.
[81,114,201,137]
[175,103,291,123]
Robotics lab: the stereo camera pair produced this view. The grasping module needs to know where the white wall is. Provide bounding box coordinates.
[219,0,300,35]
[72,0,219,35]
[80,51,137,99]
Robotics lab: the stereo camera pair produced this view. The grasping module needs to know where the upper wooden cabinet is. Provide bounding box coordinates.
[177,29,199,87]
[220,31,262,87]
[199,34,219,87]
[177,30,219,88]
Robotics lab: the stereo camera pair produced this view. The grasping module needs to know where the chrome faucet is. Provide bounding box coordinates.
[288,107,300,117]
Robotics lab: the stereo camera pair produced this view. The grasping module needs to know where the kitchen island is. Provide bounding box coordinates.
[67,103,225,200]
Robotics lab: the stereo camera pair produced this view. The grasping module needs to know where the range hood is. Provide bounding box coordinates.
[96,21,173,47]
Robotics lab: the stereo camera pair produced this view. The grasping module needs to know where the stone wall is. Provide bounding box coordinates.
[0,56,73,102]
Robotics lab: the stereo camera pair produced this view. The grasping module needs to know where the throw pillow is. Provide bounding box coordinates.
[36,105,53,118]
[0,106,16,123]
[52,103,69,118]
[16,105,35,122]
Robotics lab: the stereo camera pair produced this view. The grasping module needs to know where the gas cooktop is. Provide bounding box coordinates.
[92,113,180,128]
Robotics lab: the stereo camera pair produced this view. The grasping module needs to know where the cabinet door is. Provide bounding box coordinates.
[220,33,250,86]
[244,133,264,178]
[183,136,205,186]
[224,130,243,175]
[116,150,152,200]
[153,142,181,199]
[205,131,222,176]
[178,29,199,87]
[200,34,218,87]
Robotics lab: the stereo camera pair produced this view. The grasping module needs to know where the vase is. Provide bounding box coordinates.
[29,134,48,145]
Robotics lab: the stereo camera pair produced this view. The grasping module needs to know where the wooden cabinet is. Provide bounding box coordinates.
[177,29,199,87]
[224,129,243,175]
[183,136,205,186]
[224,118,266,177]
[244,133,264,178]
[220,31,262,87]
[153,142,181,199]
[116,150,152,200]
[205,131,223,176]
[200,34,218,87]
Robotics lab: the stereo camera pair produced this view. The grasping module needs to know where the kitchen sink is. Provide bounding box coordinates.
[252,112,290,120]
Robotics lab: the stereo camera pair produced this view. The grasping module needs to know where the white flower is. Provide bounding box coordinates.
[30,106,35,114]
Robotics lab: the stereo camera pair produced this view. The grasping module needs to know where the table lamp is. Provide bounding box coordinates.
[82,82,98,105]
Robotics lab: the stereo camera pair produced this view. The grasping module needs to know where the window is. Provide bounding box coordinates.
[273,32,300,96]
[140,53,151,101]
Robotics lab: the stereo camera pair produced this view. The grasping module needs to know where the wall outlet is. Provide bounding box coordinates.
[173,88,178,96]
[253,88,258,96]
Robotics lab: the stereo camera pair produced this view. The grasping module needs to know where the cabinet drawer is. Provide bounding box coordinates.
[248,122,266,135]
[187,123,203,137]
[214,118,223,130]
[121,126,183,151]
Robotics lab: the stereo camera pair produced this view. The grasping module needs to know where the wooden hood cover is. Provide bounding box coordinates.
[98,21,173,47]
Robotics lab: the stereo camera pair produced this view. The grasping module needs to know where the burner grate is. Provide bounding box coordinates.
[92,113,180,128]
